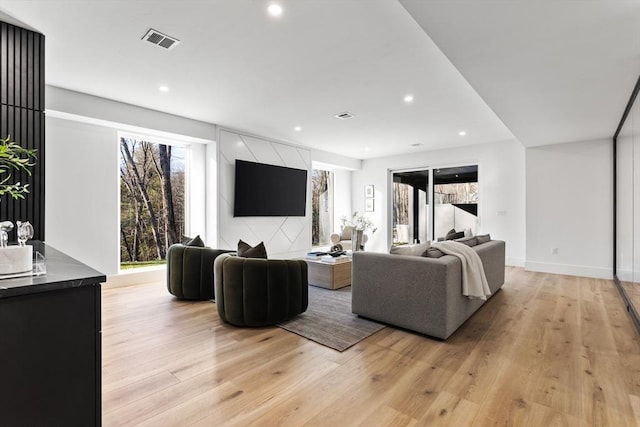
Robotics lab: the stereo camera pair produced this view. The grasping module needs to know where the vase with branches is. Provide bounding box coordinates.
[340,211,376,233]
[340,212,376,251]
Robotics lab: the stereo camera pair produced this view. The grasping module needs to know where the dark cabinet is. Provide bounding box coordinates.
[0,244,105,426]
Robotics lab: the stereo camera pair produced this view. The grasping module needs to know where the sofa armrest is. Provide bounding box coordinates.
[352,252,462,338]
[473,240,506,293]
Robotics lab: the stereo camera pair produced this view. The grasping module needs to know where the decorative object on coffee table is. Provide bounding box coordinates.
[339,212,376,252]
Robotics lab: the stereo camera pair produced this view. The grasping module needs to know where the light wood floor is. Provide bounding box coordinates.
[102,267,640,426]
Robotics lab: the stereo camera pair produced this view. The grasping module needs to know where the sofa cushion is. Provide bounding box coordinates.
[237,240,268,258]
[424,247,445,258]
[476,234,491,244]
[185,235,205,247]
[389,241,431,257]
[455,236,477,247]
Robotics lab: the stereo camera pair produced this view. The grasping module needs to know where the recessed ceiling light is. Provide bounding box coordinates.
[364,147,370,152]
[267,3,283,16]
[294,126,301,132]
[403,94,414,103]
[158,85,169,92]
[459,130,467,136]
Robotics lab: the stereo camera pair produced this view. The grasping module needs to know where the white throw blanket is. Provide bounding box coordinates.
[433,241,491,300]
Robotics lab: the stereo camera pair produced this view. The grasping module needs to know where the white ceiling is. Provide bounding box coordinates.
[0,1,638,159]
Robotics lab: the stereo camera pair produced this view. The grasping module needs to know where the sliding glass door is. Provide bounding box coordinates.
[434,166,478,240]
[391,165,478,246]
[615,79,640,324]
[392,170,429,244]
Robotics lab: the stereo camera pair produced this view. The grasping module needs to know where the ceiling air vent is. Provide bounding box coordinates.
[142,28,180,50]
[334,112,355,120]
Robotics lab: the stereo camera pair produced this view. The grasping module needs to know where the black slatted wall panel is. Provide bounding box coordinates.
[0,21,45,241]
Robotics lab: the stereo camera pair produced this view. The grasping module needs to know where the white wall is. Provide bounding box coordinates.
[352,139,526,266]
[217,128,312,258]
[46,118,120,276]
[526,139,613,279]
[45,88,214,276]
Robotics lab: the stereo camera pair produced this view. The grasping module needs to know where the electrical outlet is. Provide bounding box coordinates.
[552,247,559,255]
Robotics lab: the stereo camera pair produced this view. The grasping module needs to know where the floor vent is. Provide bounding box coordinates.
[142,28,180,50]
[334,112,355,120]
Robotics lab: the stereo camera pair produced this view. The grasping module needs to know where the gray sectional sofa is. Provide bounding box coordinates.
[351,239,505,339]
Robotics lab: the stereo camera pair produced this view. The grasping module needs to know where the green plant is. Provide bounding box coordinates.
[0,135,37,200]
[340,211,377,233]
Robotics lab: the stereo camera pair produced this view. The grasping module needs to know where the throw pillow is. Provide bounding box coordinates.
[446,231,465,240]
[455,236,477,247]
[424,247,445,258]
[464,228,473,237]
[476,234,491,244]
[237,239,268,258]
[185,235,205,247]
[389,241,431,257]
[445,228,457,239]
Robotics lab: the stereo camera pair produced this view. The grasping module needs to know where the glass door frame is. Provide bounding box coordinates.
[388,167,432,246]
[388,163,480,248]
[613,74,640,334]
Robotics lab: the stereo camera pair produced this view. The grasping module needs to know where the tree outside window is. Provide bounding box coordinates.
[311,169,333,246]
[119,136,186,269]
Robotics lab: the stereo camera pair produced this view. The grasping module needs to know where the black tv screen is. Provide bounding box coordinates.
[234,160,308,217]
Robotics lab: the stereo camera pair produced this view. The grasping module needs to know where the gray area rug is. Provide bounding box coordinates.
[278,285,385,352]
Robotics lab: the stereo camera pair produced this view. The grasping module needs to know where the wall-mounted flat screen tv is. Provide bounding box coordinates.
[234,159,308,217]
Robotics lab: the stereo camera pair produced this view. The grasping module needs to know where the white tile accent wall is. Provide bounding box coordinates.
[218,129,312,258]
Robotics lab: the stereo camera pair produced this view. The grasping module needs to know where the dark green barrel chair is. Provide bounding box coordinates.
[214,253,308,326]
[166,244,234,300]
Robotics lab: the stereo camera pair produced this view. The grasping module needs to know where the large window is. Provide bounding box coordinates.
[391,165,478,245]
[119,136,186,269]
[311,168,333,246]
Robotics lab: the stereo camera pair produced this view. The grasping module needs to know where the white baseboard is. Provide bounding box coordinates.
[506,257,525,268]
[105,266,166,289]
[525,261,612,280]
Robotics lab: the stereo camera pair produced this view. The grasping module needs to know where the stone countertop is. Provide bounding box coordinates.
[0,241,106,298]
